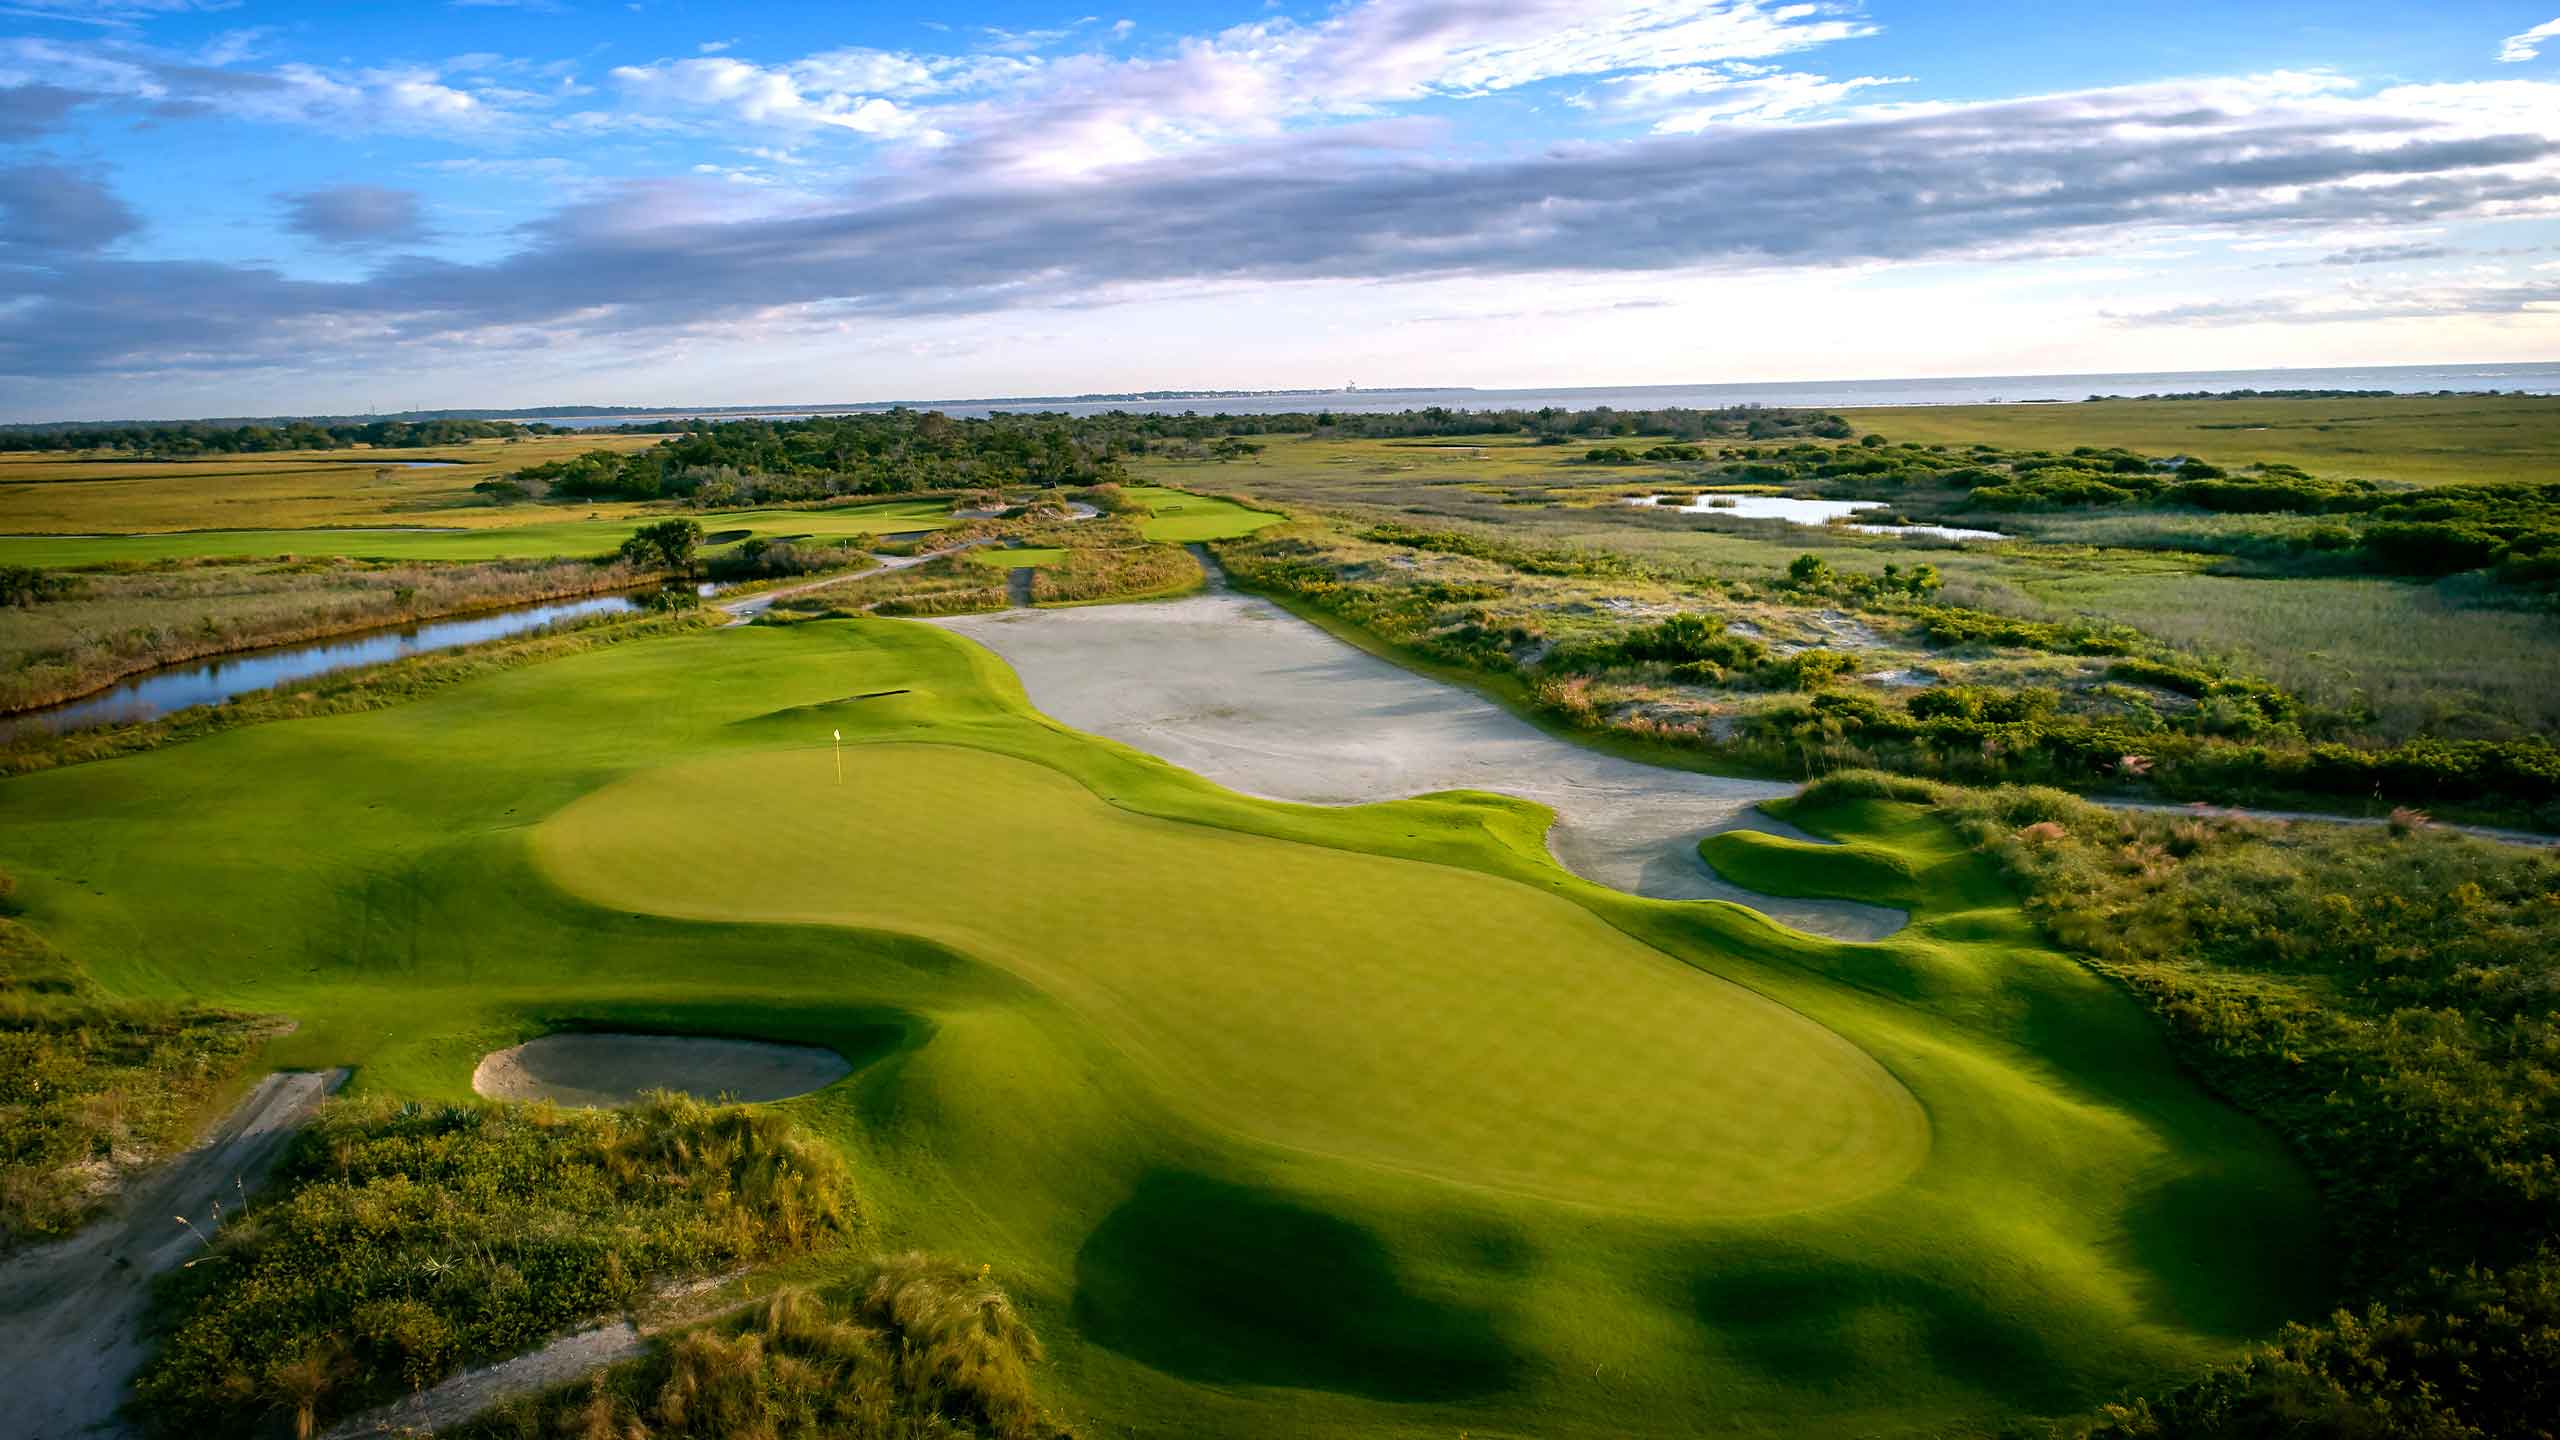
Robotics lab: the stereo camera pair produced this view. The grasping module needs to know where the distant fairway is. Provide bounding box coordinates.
[0,615,2328,1437]
[537,744,1925,1214]
[0,498,955,565]
[966,546,1068,568]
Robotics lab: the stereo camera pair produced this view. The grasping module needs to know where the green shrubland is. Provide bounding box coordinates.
[1786,775,2560,1438]
[137,1092,858,1437]
[0,886,264,1247]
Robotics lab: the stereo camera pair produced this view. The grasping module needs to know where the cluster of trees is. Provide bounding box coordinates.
[518,412,1134,502]
[0,418,551,455]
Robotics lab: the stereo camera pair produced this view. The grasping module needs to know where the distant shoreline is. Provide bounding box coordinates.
[13,362,2559,431]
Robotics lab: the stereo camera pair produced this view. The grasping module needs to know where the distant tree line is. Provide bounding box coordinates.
[0,418,556,456]
[519,405,1854,506]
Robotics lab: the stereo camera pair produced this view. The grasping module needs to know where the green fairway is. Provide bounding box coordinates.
[967,546,1068,568]
[1123,484,1282,541]
[0,498,955,565]
[0,617,2327,1437]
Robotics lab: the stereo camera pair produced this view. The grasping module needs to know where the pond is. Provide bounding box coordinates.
[1624,494,2007,541]
[2,592,642,741]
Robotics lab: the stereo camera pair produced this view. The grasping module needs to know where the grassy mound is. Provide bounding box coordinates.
[465,1264,1065,1440]
[137,1092,856,1437]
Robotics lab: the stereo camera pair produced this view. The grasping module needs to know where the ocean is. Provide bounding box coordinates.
[527,361,2560,428]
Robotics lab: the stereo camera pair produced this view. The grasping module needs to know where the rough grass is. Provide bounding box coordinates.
[1780,772,2560,1439]
[0,904,264,1248]
[462,1266,1065,1440]
[0,556,653,714]
[1850,394,2560,487]
[136,1091,858,1438]
[0,617,2330,1437]
[0,435,669,535]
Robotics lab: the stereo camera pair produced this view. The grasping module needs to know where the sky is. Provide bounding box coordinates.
[0,1,2556,421]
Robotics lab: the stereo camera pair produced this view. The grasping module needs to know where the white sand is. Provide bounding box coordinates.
[931,579,1907,941]
[471,1033,852,1107]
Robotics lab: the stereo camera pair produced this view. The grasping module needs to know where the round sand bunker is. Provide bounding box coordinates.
[471,1033,852,1108]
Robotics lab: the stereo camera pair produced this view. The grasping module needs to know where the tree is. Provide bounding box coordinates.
[620,519,704,572]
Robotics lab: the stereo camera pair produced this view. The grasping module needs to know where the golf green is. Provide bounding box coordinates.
[0,616,2329,1437]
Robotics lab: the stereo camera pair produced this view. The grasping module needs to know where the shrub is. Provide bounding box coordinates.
[461,1265,1060,1440]
[138,1092,858,1437]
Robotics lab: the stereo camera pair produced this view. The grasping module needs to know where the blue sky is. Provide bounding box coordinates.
[0,0,2555,420]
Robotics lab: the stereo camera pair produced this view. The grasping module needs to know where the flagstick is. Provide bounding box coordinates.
[832,728,842,785]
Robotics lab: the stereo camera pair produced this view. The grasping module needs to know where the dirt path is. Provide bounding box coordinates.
[321,1272,755,1438]
[2098,798,2555,848]
[720,540,1005,627]
[320,1322,647,1439]
[1005,566,1034,608]
[0,1068,349,1440]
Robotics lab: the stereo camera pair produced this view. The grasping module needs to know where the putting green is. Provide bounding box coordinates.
[536,744,1926,1213]
[1123,484,1281,541]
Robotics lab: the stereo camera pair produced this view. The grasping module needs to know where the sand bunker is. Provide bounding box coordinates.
[931,581,1907,941]
[471,1033,852,1107]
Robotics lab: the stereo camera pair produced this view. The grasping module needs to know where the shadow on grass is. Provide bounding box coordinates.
[1688,1257,2089,1414]
[1072,1169,1523,1401]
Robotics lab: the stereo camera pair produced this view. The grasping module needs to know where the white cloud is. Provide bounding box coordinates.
[2497,17,2560,63]
[1593,65,1905,129]
[608,56,938,137]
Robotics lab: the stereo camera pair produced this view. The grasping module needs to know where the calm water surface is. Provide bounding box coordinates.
[2,593,640,741]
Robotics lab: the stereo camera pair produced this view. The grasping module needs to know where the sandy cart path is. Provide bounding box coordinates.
[0,1068,348,1440]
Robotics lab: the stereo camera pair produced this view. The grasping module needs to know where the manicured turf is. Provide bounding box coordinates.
[966,546,1069,569]
[0,498,956,565]
[1122,484,1283,541]
[538,744,1924,1214]
[0,618,2328,1438]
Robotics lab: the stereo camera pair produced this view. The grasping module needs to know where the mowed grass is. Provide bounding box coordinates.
[536,744,1925,1215]
[0,435,669,534]
[0,617,2327,1437]
[1851,394,2560,486]
[0,497,956,565]
[967,547,1069,569]
[1121,484,1283,541]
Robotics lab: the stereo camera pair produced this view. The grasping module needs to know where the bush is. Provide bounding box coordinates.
[462,1264,1061,1440]
[138,1092,858,1437]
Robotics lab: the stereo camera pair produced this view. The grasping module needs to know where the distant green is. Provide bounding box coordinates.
[1121,484,1281,541]
[967,547,1069,569]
